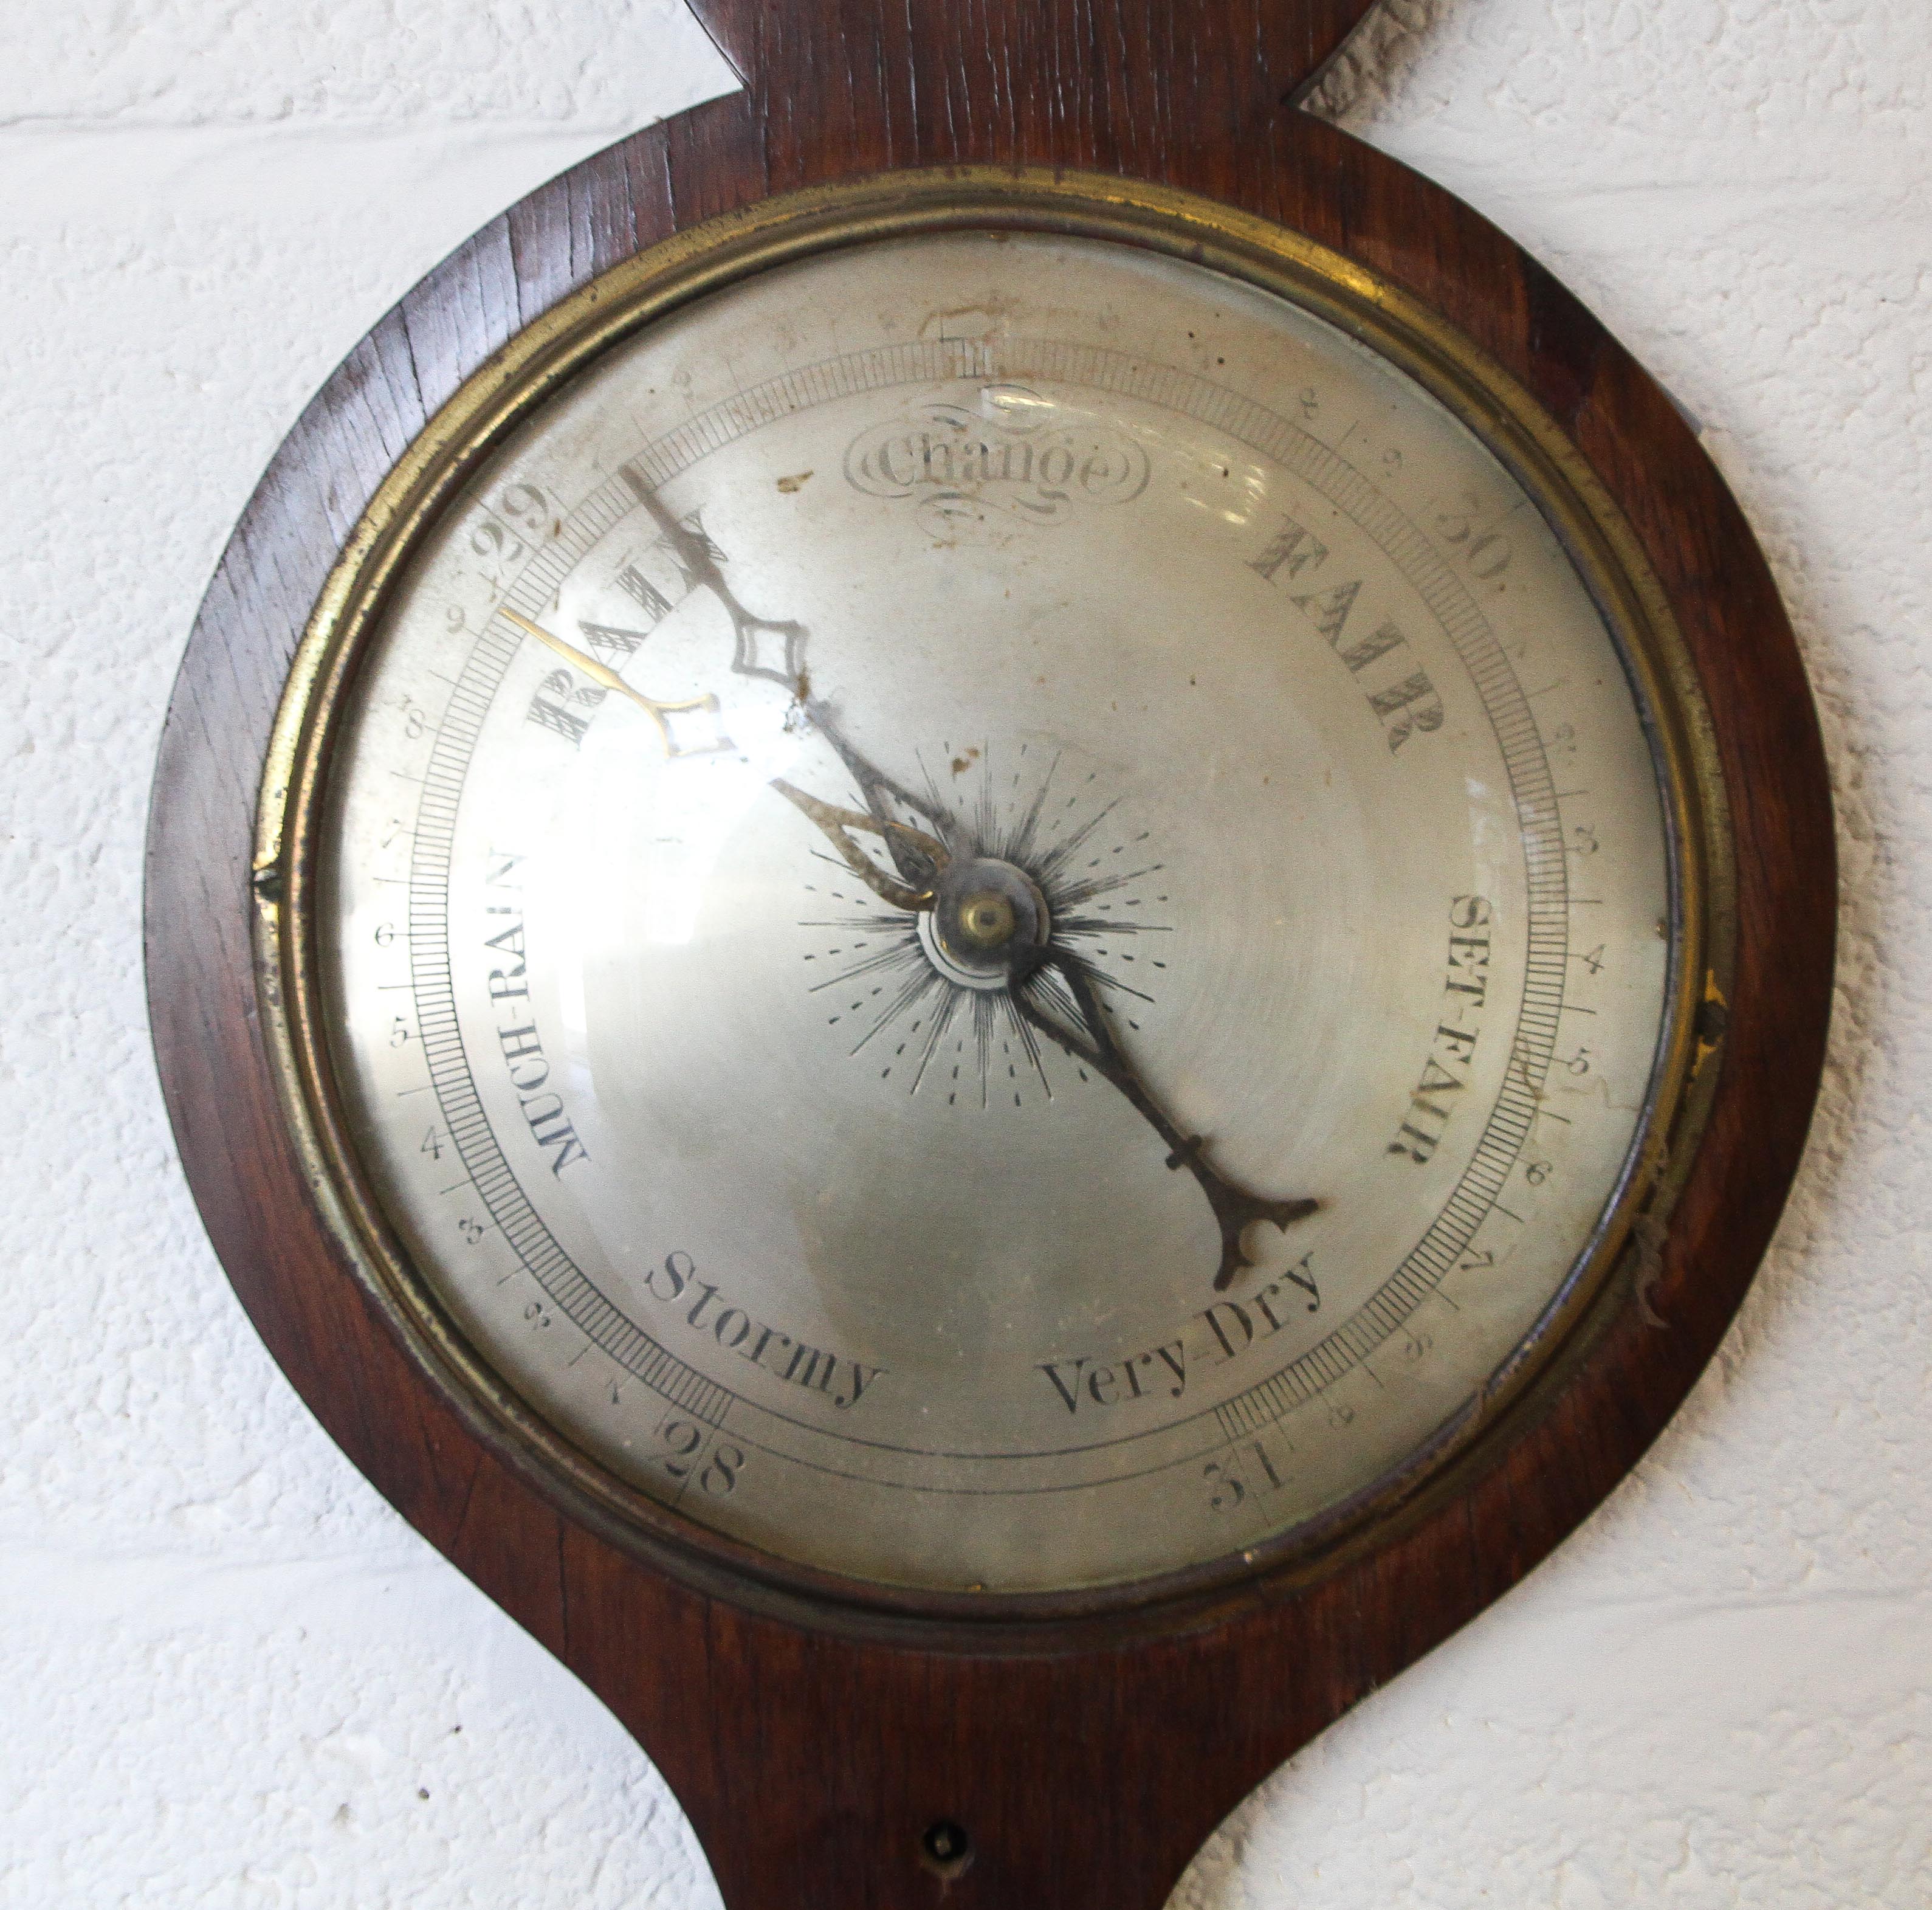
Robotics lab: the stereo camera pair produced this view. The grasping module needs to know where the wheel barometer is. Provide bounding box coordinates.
[146,3,1834,1903]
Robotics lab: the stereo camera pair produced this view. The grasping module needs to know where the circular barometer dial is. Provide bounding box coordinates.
[292,222,1701,1602]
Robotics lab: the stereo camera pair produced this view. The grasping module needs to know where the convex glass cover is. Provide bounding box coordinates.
[294,221,1696,1598]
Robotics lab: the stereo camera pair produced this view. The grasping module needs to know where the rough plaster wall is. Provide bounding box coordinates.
[0,1,1923,1903]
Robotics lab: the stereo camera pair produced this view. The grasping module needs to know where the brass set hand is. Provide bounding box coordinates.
[502,611,944,913]
[767,780,947,913]
[503,610,732,759]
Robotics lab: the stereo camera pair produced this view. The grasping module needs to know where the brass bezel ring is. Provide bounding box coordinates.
[253,167,1731,1647]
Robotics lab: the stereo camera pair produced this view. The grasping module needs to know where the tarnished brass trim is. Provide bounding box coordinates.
[253,167,1731,1644]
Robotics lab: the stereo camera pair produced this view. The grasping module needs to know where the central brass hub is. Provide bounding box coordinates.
[921,855,1053,990]
[958,891,1017,949]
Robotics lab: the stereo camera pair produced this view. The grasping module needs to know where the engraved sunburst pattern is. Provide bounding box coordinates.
[799,744,1172,1109]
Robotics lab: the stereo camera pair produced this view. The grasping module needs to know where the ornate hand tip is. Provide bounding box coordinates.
[1212,1196,1320,1292]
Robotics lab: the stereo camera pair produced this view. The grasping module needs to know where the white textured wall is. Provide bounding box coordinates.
[1,2,1923,1903]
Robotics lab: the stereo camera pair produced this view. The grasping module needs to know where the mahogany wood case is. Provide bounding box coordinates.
[145,4,1834,1906]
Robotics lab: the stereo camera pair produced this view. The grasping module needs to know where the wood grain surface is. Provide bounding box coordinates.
[144,4,1835,1906]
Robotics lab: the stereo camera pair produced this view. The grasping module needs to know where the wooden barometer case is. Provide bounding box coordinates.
[146,3,1834,1905]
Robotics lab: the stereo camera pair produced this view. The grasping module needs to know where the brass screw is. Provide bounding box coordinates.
[957,891,1016,948]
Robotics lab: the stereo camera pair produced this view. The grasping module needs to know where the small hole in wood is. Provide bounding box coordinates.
[920,1819,974,1880]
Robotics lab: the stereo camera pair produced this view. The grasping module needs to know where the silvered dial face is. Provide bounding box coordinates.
[319,230,1679,1597]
